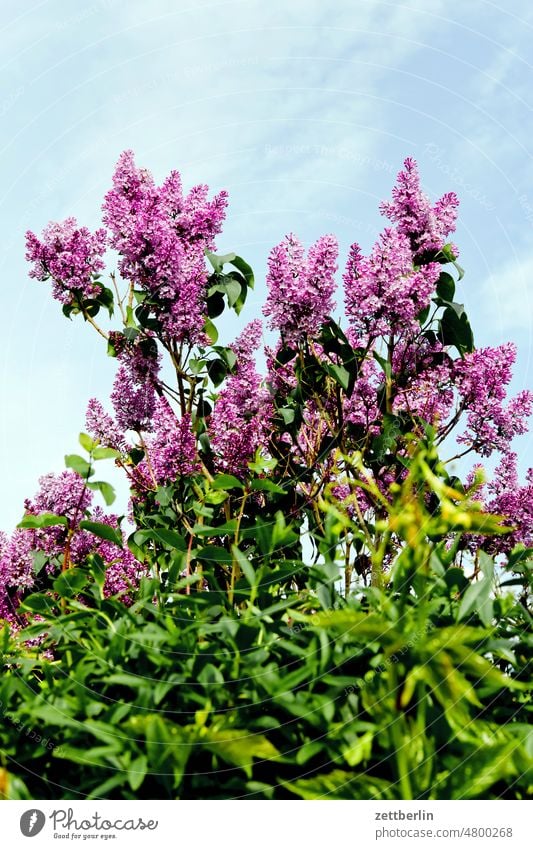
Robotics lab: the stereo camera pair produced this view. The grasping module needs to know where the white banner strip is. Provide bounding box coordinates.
[0,799,530,848]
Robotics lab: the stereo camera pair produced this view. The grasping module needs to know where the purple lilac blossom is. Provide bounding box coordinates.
[485,453,533,553]
[392,339,455,425]
[25,470,93,523]
[145,398,199,485]
[380,157,459,256]
[102,150,228,342]
[110,338,161,432]
[454,343,533,456]
[263,233,338,346]
[343,229,440,342]
[210,321,273,476]
[343,357,382,434]
[85,398,127,451]
[25,217,106,305]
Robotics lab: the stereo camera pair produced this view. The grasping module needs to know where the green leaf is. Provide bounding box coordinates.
[53,569,89,598]
[250,478,285,495]
[125,305,137,329]
[128,755,148,792]
[191,520,237,537]
[232,545,255,586]
[223,276,241,308]
[18,512,68,529]
[79,432,97,453]
[107,336,119,357]
[231,255,255,289]
[133,529,187,551]
[200,728,278,774]
[189,358,207,376]
[436,271,456,302]
[32,550,48,575]
[278,407,295,425]
[20,593,56,615]
[79,521,123,548]
[215,346,237,372]
[204,317,219,344]
[87,480,116,506]
[325,363,350,392]
[479,550,495,581]
[458,578,493,626]
[123,327,139,342]
[438,306,474,355]
[211,473,244,491]
[206,290,225,319]
[372,350,392,379]
[204,489,229,505]
[283,770,387,800]
[65,454,93,478]
[196,546,233,565]
[95,285,115,318]
[205,250,237,273]
[206,358,227,387]
[92,446,121,461]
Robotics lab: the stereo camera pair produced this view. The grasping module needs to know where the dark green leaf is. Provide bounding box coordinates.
[436,272,456,302]
[133,529,187,551]
[79,521,123,548]
[250,479,285,494]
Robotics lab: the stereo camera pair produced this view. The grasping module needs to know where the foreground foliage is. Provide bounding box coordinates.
[1,443,531,799]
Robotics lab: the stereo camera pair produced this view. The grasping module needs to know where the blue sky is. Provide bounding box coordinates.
[1,0,532,530]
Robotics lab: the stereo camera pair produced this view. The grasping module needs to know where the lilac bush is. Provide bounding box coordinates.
[1,153,532,628]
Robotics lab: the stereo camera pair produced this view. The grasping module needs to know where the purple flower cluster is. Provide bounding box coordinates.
[485,453,533,553]
[343,357,382,434]
[392,339,455,425]
[210,321,273,475]
[22,470,93,561]
[25,470,93,520]
[263,233,338,346]
[84,507,147,605]
[380,157,459,256]
[454,343,533,456]
[25,217,106,305]
[0,529,34,624]
[110,338,161,432]
[102,150,228,342]
[145,398,199,485]
[0,474,146,621]
[343,228,440,342]
[85,398,126,451]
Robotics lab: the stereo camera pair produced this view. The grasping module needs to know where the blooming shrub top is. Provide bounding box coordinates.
[1,154,531,628]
